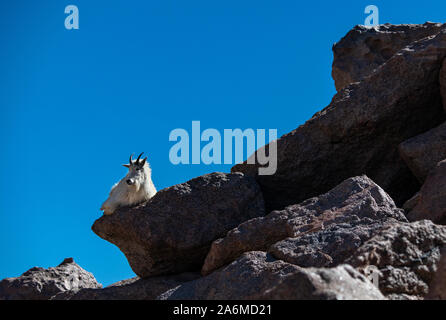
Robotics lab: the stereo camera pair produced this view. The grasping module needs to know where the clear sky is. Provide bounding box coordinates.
[1,0,445,286]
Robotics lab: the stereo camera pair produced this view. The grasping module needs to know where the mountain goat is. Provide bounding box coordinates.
[100,153,157,215]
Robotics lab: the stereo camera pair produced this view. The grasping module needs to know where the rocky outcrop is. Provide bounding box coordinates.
[233,28,446,212]
[268,221,395,268]
[6,23,446,301]
[426,247,446,300]
[399,122,446,183]
[53,272,199,300]
[92,172,265,278]
[159,252,297,300]
[403,192,421,212]
[259,264,384,300]
[160,251,384,300]
[440,59,446,111]
[347,220,446,299]
[0,258,101,300]
[202,175,407,275]
[407,160,446,224]
[332,23,443,91]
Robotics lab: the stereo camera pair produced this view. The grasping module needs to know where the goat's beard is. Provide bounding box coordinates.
[132,182,141,192]
[126,181,141,193]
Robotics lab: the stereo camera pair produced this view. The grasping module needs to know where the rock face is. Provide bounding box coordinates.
[403,192,421,212]
[440,59,446,112]
[0,258,101,300]
[233,28,446,212]
[160,251,384,300]
[399,122,446,182]
[259,264,385,300]
[426,247,446,300]
[332,23,443,91]
[347,220,446,299]
[7,23,446,301]
[92,172,265,278]
[268,221,394,268]
[202,175,407,275]
[407,160,446,224]
[160,252,298,300]
[53,273,199,300]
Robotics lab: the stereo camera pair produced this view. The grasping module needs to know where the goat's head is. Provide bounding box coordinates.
[122,152,150,189]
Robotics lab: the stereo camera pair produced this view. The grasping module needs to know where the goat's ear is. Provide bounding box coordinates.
[122,164,130,168]
[141,157,148,165]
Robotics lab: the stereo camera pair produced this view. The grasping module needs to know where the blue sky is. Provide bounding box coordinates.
[1,1,445,286]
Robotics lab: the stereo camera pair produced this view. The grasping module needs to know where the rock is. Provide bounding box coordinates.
[233,27,446,211]
[426,247,446,300]
[403,192,420,212]
[332,22,443,91]
[385,293,420,300]
[347,220,446,299]
[92,172,265,278]
[202,175,407,275]
[407,160,446,224]
[52,272,199,300]
[159,251,384,300]
[268,221,396,268]
[159,252,298,300]
[259,264,385,300]
[0,258,101,300]
[399,122,446,182]
[440,58,446,111]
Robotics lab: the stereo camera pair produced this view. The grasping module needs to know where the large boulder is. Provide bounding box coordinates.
[426,247,446,300]
[268,220,395,268]
[332,22,443,91]
[159,251,384,300]
[52,272,199,300]
[403,192,421,212]
[202,175,407,275]
[440,58,446,111]
[233,27,446,211]
[347,220,446,299]
[159,252,297,300]
[92,172,265,278]
[407,160,446,224]
[259,264,385,300]
[0,258,101,300]
[399,122,446,183]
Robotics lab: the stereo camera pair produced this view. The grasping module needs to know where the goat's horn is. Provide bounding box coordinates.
[129,153,134,164]
[136,152,144,164]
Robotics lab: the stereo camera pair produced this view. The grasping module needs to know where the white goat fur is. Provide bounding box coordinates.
[100,155,157,215]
